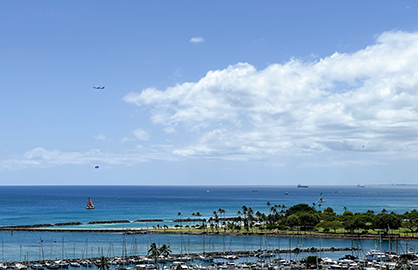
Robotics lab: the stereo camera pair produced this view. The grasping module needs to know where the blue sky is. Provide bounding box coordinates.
[1,1,418,185]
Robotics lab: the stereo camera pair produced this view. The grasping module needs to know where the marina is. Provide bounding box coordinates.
[0,239,416,270]
[0,229,416,267]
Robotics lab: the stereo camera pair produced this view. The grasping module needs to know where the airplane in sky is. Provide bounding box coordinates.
[93,86,105,90]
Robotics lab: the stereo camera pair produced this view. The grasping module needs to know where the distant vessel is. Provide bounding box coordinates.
[317,192,325,203]
[297,184,309,188]
[357,184,365,188]
[333,190,341,193]
[86,197,95,209]
[252,189,258,192]
[284,192,289,195]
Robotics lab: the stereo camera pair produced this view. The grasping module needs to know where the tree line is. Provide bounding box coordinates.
[167,203,418,237]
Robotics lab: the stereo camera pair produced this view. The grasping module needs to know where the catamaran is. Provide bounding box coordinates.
[86,197,95,209]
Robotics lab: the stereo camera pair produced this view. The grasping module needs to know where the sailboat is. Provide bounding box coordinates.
[317,193,325,203]
[86,197,95,209]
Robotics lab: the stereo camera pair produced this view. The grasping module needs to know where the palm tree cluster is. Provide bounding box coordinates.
[172,203,418,237]
[147,243,172,269]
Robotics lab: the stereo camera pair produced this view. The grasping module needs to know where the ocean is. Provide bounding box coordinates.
[0,185,417,263]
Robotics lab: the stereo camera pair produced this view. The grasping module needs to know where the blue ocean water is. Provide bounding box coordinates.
[0,185,417,262]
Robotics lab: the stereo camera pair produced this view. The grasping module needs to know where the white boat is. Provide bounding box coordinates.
[136,264,156,270]
[80,261,93,267]
[194,264,207,270]
[198,255,213,262]
[31,264,45,270]
[223,254,239,260]
[55,261,68,269]
[70,262,80,267]
[365,250,387,262]
[14,264,27,270]
[169,262,188,270]
[258,252,275,258]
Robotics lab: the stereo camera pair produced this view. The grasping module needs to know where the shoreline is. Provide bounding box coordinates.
[0,226,415,241]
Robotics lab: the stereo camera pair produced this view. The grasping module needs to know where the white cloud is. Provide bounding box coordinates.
[94,134,108,141]
[163,127,176,134]
[133,128,150,141]
[124,31,418,165]
[4,31,418,172]
[190,37,204,43]
[120,137,132,143]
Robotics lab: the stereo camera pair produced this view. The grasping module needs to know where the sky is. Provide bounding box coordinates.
[1,1,418,185]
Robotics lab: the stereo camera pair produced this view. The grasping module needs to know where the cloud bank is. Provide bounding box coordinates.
[124,31,418,164]
[3,31,418,170]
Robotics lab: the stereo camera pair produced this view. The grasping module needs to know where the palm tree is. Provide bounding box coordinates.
[195,212,202,229]
[280,205,287,215]
[148,243,160,268]
[247,207,254,232]
[213,211,219,232]
[177,212,182,227]
[97,256,109,270]
[159,244,172,259]
[148,243,171,269]
[218,208,226,219]
[192,212,196,227]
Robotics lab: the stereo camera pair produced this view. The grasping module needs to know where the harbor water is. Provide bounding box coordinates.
[1,185,418,263]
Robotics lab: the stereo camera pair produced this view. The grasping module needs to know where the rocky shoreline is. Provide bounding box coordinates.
[0,225,414,241]
[0,219,415,241]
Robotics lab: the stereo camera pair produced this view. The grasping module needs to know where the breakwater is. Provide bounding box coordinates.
[0,226,409,242]
[0,221,411,241]
[0,219,164,230]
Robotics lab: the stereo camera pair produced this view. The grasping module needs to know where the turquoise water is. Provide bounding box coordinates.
[2,185,418,226]
[0,185,417,262]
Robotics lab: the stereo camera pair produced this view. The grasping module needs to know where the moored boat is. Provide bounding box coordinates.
[13,264,27,270]
[31,264,44,270]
